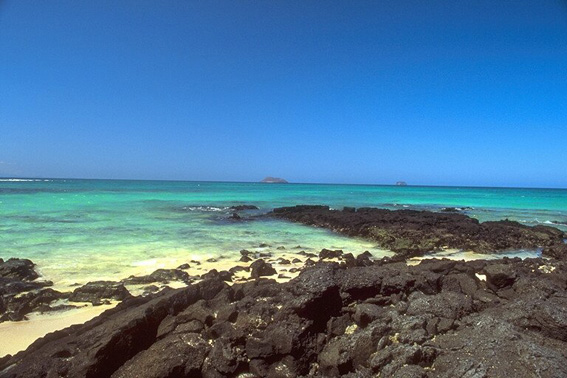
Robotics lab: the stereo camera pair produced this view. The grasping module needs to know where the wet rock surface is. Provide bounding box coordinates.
[0,259,39,281]
[0,259,67,322]
[2,257,567,377]
[122,269,191,285]
[270,205,567,258]
[0,265,191,322]
[230,205,260,211]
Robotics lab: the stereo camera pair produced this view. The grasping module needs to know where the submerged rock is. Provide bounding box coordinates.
[229,205,259,211]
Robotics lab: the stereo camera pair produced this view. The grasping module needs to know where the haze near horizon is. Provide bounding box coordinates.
[1,1,566,188]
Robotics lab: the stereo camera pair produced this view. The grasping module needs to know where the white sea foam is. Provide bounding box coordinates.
[182,206,229,212]
[409,248,542,264]
[533,218,566,226]
[0,178,51,182]
[131,259,158,267]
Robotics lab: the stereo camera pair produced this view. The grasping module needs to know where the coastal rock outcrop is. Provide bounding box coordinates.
[0,288,70,322]
[0,259,39,281]
[0,259,67,322]
[122,269,191,285]
[229,205,260,211]
[1,264,190,322]
[270,205,567,259]
[69,281,132,305]
[260,177,288,183]
[2,257,567,377]
[249,259,277,278]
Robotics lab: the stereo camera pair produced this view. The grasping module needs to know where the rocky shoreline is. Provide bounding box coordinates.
[270,205,567,259]
[1,206,566,377]
[2,255,566,377]
[0,253,300,325]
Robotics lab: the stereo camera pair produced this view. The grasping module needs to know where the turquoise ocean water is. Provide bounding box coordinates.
[1,179,566,288]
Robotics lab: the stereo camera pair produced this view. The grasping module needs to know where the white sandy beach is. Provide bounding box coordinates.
[0,304,115,357]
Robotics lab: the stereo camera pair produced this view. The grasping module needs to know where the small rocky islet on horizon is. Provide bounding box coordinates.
[260,177,288,183]
[1,205,567,377]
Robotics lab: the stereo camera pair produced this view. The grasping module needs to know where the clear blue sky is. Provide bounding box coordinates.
[1,1,566,187]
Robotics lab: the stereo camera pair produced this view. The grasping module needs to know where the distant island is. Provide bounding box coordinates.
[395,181,408,186]
[261,177,288,183]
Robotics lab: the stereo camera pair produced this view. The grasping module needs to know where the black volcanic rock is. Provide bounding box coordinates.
[0,259,39,281]
[270,205,567,259]
[2,259,567,377]
[0,259,64,323]
[123,269,191,285]
[440,207,458,212]
[230,205,259,211]
[319,249,343,259]
[200,269,233,282]
[1,288,70,322]
[250,259,277,278]
[229,212,241,220]
[0,279,227,378]
[69,281,132,305]
[0,278,51,296]
[483,263,517,290]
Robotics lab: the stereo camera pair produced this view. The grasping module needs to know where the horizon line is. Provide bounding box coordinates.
[0,176,565,191]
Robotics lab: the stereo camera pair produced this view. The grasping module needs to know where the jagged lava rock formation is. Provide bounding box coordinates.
[2,257,567,377]
[270,205,567,259]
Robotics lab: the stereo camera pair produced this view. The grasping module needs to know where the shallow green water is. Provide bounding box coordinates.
[1,179,566,286]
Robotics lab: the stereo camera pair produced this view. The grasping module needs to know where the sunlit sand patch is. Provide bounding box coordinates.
[408,248,541,265]
[0,303,115,357]
[538,264,556,273]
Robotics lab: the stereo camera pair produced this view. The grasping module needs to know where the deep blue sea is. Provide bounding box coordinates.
[1,179,566,289]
